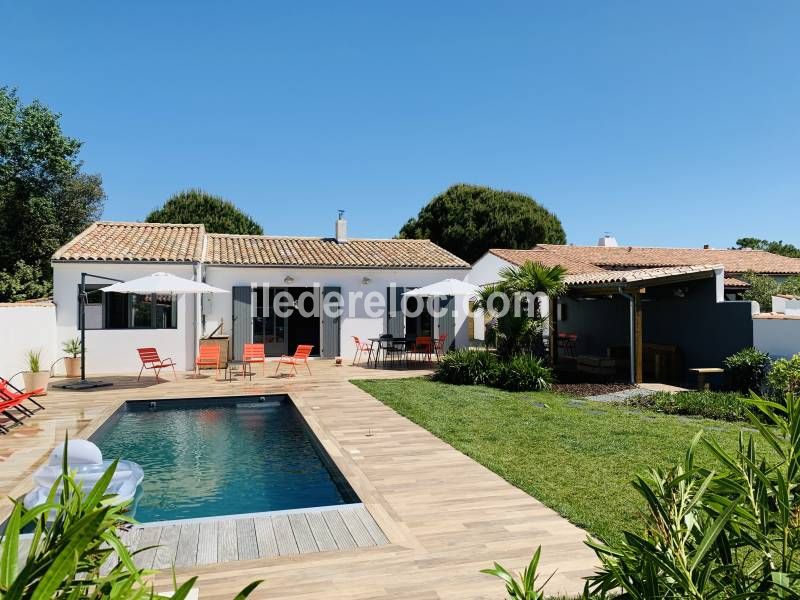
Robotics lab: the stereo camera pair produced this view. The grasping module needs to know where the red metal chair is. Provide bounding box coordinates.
[243,343,266,377]
[137,348,177,383]
[195,345,221,378]
[433,333,448,359]
[351,336,372,365]
[0,397,30,433]
[0,377,45,412]
[413,336,433,364]
[275,345,314,376]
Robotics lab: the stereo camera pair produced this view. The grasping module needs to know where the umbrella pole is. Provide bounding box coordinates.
[57,272,122,390]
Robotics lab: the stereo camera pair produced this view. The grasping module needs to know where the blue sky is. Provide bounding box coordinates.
[3,1,798,248]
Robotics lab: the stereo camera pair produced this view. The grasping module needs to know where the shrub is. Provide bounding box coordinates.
[767,352,800,397]
[499,355,553,392]
[1,437,262,599]
[434,349,502,386]
[486,392,800,598]
[622,390,749,421]
[723,347,770,393]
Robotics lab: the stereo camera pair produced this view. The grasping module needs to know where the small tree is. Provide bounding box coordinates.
[399,184,566,264]
[146,189,263,235]
[472,261,566,359]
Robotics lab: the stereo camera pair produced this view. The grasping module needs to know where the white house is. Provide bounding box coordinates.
[51,218,471,373]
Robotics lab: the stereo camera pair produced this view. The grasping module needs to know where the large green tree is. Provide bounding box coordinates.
[146,189,263,235]
[736,237,800,258]
[0,88,105,301]
[741,271,800,311]
[399,184,566,264]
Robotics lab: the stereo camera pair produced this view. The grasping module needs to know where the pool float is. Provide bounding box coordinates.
[23,440,144,510]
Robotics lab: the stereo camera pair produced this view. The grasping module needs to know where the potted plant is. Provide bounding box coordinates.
[62,338,83,378]
[22,349,49,396]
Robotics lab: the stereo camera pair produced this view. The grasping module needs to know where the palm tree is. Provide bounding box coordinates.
[472,261,566,358]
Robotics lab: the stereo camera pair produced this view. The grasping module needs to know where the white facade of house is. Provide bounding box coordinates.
[465,251,551,342]
[53,262,198,373]
[51,245,471,374]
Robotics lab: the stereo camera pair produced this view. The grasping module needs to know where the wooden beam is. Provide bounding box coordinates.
[634,291,643,384]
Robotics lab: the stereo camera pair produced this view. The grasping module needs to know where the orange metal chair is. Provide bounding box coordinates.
[136,347,177,383]
[351,336,372,365]
[195,345,221,378]
[243,343,266,376]
[275,345,314,376]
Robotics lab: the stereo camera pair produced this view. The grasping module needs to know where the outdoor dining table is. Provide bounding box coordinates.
[367,337,409,368]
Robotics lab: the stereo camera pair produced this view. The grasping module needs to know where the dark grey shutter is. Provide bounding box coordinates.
[439,295,456,352]
[232,286,252,360]
[386,286,404,337]
[321,286,341,358]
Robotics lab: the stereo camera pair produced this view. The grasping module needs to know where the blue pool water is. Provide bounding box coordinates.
[92,396,357,523]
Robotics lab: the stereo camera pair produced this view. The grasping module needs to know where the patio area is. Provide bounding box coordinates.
[1,360,597,599]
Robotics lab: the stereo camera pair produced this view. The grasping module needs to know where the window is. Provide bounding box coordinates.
[79,285,177,330]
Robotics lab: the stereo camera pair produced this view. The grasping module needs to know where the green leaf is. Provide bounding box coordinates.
[0,501,22,588]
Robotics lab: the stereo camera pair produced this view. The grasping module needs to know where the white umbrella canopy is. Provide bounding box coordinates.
[101,272,228,295]
[402,278,478,297]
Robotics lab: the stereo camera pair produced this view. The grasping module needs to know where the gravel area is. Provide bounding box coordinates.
[551,382,636,397]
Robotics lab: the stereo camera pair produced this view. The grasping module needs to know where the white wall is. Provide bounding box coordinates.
[53,263,197,373]
[465,252,551,342]
[0,303,57,380]
[754,317,800,359]
[203,266,472,358]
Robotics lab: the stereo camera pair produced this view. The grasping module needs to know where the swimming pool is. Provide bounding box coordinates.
[91,395,358,523]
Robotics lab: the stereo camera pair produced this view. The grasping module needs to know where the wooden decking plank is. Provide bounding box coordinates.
[253,516,279,558]
[305,510,338,552]
[321,509,357,550]
[339,508,376,547]
[133,526,161,570]
[175,522,200,567]
[272,514,299,555]
[235,518,258,561]
[217,518,238,563]
[152,524,180,569]
[196,520,218,566]
[288,513,318,554]
[17,536,32,573]
[354,506,389,544]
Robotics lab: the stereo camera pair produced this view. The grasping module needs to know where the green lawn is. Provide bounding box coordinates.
[352,377,759,545]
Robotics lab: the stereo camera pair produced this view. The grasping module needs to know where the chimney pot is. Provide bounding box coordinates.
[335,211,348,243]
[703,244,710,249]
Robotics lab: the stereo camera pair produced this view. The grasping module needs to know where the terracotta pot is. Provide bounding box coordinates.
[335,356,343,366]
[22,371,50,396]
[64,357,81,378]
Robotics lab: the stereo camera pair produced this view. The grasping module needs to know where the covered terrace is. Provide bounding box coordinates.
[549,264,755,386]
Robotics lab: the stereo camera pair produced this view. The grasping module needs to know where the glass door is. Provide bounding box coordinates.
[264,287,289,356]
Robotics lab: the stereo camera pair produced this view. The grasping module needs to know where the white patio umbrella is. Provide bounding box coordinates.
[101,272,228,295]
[401,278,478,297]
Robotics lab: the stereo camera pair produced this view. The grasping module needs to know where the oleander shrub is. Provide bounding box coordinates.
[434,349,502,386]
[622,390,750,421]
[768,352,800,397]
[723,346,771,394]
[499,355,553,392]
[486,392,800,598]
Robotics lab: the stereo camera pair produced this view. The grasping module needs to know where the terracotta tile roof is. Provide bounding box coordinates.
[564,264,720,288]
[205,234,469,269]
[534,244,800,275]
[753,312,800,320]
[724,277,749,288]
[488,248,600,274]
[52,222,205,262]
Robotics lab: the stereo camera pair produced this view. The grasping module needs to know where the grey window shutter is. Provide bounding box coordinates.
[386,286,405,337]
[439,295,455,352]
[232,286,252,360]
[321,286,342,358]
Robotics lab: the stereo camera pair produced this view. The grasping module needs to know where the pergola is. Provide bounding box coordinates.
[549,264,726,384]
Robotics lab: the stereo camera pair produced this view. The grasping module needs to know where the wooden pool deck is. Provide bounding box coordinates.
[0,361,598,599]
